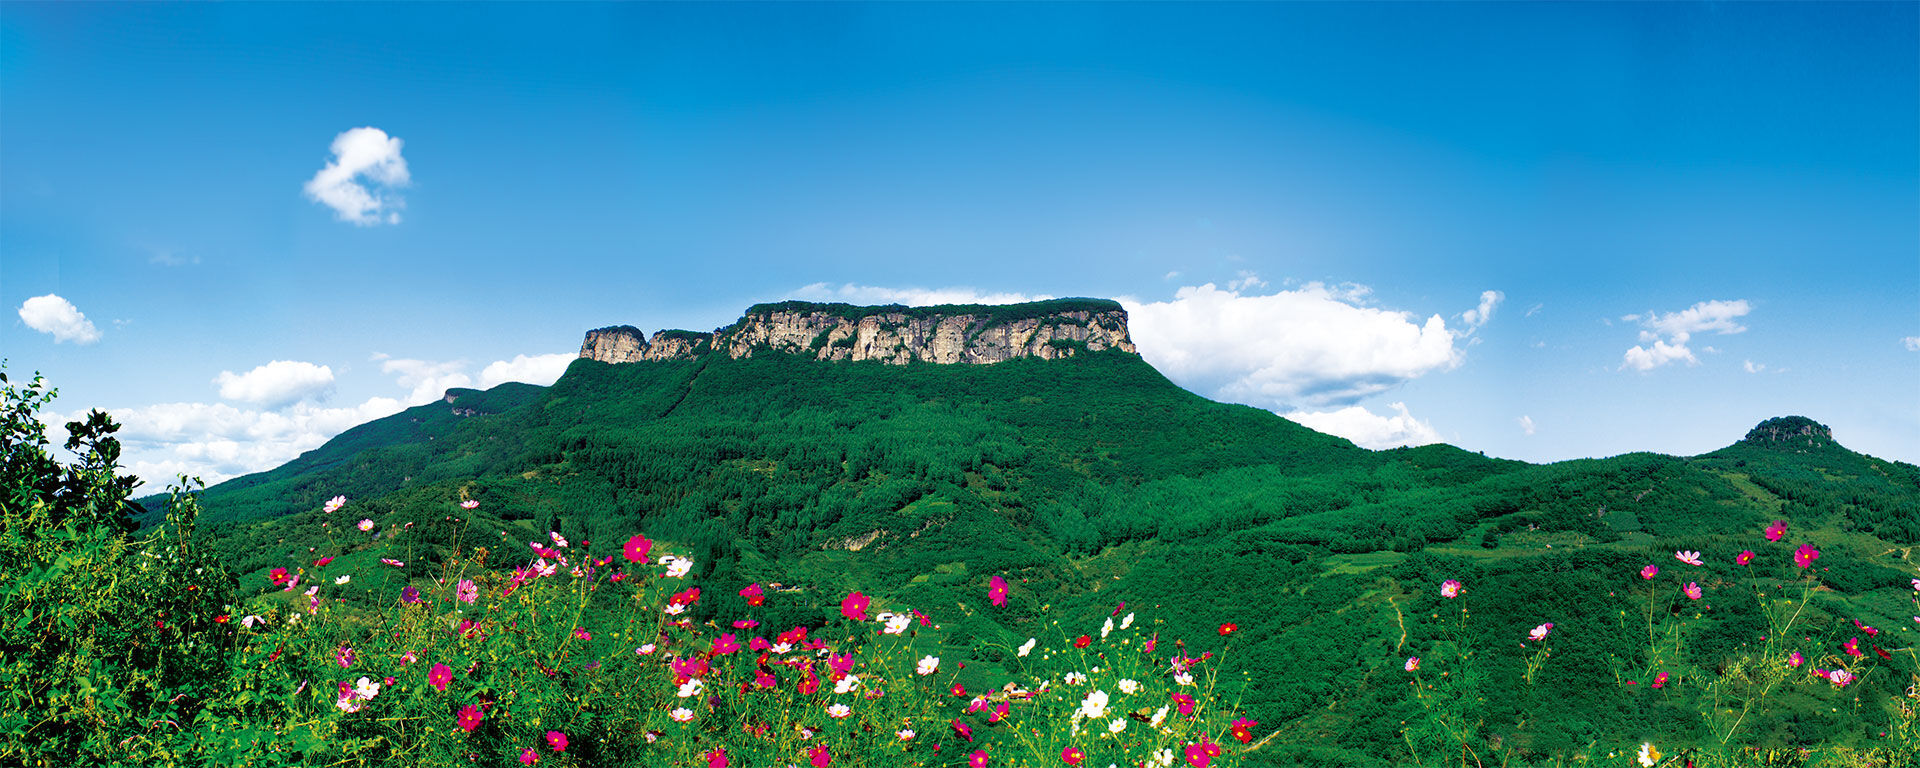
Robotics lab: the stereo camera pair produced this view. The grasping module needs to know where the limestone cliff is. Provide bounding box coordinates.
[578,298,1136,366]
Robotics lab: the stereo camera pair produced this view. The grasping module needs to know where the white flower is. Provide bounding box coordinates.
[550,531,569,548]
[663,604,686,615]
[1675,550,1703,566]
[336,695,363,713]
[324,495,346,513]
[677,678,704,698]
[1637,742,1660,767]
[1117,679,1139,695]
[896,729,915,741]
[1529,623,1553,642]
[357,518,374,532]
[534,558,556,577]
[1064,671,1087,685]
[1120,612,1135,630]
[354,677,381,700]
[1149,706,1168,728]
[916,655,939,676]
[637,643,656,655]
[834,675,860,694]
[826,703,851,718]
[241,615,263,628]
[1101,617,1115,638]
[1077,690,1110,719]
[882,613,911,635]
[1108,717,1127,734]
[1174,672,1194,686]
[1017,638,1037,657]
[772,642,794,654]
[664,557,693,578]
[669,707,694,722]
[334,575,351,585]
[1151,749,1175,768]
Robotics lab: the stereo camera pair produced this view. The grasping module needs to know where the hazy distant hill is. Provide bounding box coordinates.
[152,301,1920,765]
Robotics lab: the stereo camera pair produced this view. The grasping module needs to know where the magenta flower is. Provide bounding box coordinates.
[1736,550,1754,565]
[1440,579,1461,599]
[1528,623,1554,642]
[546,730,568,752]
[573,627,591,641]
[840,591,869,622]
[1651,671,1668,689]
[1788,651,1804,667]
[456,579,478,604]
[1683,582,1702,600]
[989,575,1008,607]
[520,747,538,765]
[1639,565,1658,580]
[1404,656,1420,672]
[456,704,482,732]
[1794,543,1820,568]
[401,585,422,604]
[1675,550,1703,566]
[1844,637,1863,658]
[712,633,740,655]
[623,534,652,563]
[810,744,832,767]
[335,645,356,668]
[1764,520,1787,541]
[429,662,453,691]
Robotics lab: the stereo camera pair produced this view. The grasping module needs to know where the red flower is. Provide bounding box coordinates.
[314,556,334,567]
[950,683,967,697]
[214,614,229,624]
[1073,635,1091,648]
[1218,622,1237,636]
[623,534,652,564]
[269,568,289,585]
[1061,746,1086,765]
[670,587,702,606]
[1230,717,1257,744]
[740,583,765,606]
[989,575,1008,607]
[809,744,832,767]
[841,591,869,622]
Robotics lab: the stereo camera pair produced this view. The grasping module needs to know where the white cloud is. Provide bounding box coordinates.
[1518,415,1536,436]
[378,356,471,405]
[789,283,1054,306]
[1904,336,1920,352]
[17,294,101,344]
[1163,271,1181,281]
[1123,282,1471,410]
[1460,290,1504,333]
[213,360,334,408]
[1285,402,1441,450]
[95,396,405,489]
[1743,360,1766,374]
[1620,299,1750,372]
[479,353,574,389]
[1226,271,1267,292]
[303,126,410,226]
[1524,303,1543,318]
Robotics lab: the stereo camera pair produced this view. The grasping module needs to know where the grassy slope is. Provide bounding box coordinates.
[184,351,1920,765]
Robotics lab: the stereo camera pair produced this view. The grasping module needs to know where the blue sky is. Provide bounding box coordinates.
[4,2,1915,486]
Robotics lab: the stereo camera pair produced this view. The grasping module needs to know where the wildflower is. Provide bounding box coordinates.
[336,645,356,668]
[1218,622,1237,636]
[1063,672,1086,685]
[270,567,290,585]
[1107,716,1126,733]
[1405,657,1420,672]
[841,591,870,621]
[1912,578,1920,592]
[739,582,765,606]
[1651,671,1668,689]
[1675,550,1703,566]
[1528,623,1554,642]
[1172,692,1196,715]
[1794,544,1820,568]
[833,675,860,695]
[1078,690,1110,719]
[1637,742,1661,767]
[881,612,910,634]
[429,663,453,691]
[1174,672,1195,686]
[401,586,421,604]
[546,731,567,752]
[240,614,263,628]
[664,557,692,578]
[573,627,591,641]
[1231,717,1257,744]
[1184,742,1211,768]
[1683,582,1702,600]
[989,575,1008,607]
[706,748,728,768]
[810,744,832,767]
[1440,579,1461,598]
[381,558,404,568]
[1736,550,1754,565]
[1074,634,1091,648]
[1118,678,1140,694]
[520,747,538,765]
[455,579,478,604]
[917,655,939,676]
[324,495,346,512]
[1120,612,1135,629]
[1100,616,1115,639]
[1844,637,1863,657]
[461,499,479,509]
[457,704,482,732]
[1150,706,1169,727]
[1829,668,1855,687]
[951,719,973,742]
[1062,746,1086,766]
[1018,638,1037,657]
[358,518,375,532]
[1765,519,1787,541]
[314,555,334,567]
[678,678,704,698]
[1788,651,1804,667]
[1639,565,1658,580]
[969,749,989,768]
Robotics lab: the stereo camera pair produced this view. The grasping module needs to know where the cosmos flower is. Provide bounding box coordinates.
[951,719,973,742]
[1063,672,1086,685]
[1789,651,1804,667]
[1173,693,1196,716]
[1528,623,1554,642]
[1794,544,1820,568]
[1737,550,1754,565]
[882,612,910,634]
[1684,582,1702,600]
[314,555,334,567]
[897,729,915,740]
[968,749,989,768]
[1231,717,1258,744]
[810,744,832,767]
[1844,637,1863,657]
[546,731,568,752]
[1405,657,1420,672]
[1077,690,1110,719]
[1829,668,1854,687]
[740,582,764,605]
[336,645,356,668]
[1074,635,1091,648]
[624,534,652,563]
[989,575,1008,607]
[401,586,421,604]
[664,557,692,578]
[358,519,375,532]
[1118,678,1140,694]
[324,495,346,513]
[1765,520,1787,541]
[520,747,538,765]
[1651,672,1668,689]
[1440,579,1461,598]
[917,655,939,676]
[381,558,404,568]
[1218,622,1237,636]
[1639,565,1658,580]
[1675,550,1703,566]
[1637,742,1661,767]
[457,704,482,732]
[1018,638,1037,657]
[1062,746,1086,765]
[826,703,851,718]
[841,591,869,622]
[460,499,479,509]
[429,663,453,691]
[456,579,477,604]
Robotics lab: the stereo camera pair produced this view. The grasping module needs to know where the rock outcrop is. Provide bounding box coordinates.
[579,298,1136,366]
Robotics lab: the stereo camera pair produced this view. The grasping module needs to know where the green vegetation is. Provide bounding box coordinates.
[10,337,1919,766]
[737,297,1124,325]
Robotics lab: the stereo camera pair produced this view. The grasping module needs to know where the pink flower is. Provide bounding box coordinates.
[1788,651,1804,667]
[1404,656,1420,672]
[951,719,973,742]
[314,555,334,567]
[1737,550,1754,565]
[1828,668,1854,688]
[456,579,478,604]
[841,591,869,622]
[1675,550,1703,566]
[1173,693,1196,715]
[1765,520,1787,541]
[740,582,765,606]
[707,748,729,768]
[1651,671,1668,689]
[1440,579,1461,599]
[546,730,568,752]
[358,518,375,532]
[1061,746,1086,766]
[380,558,404,567]
[623,534,652,564]
[549,531,569,548]
[1184,743,1212,768]
[336,645,355,668]
[1639,565,1658,580]
[429,663,453,691]
[520,747,538,765]
[1683,582,1702,600]
[460,499,479,509]
[573,627,591,641]
[989,575,1008,607]
[456,704,482,732]
[1528,623,1553,642]
[809,744,832,767]
[1794,543,1820,568]
[712,633,740,655]
[1844,637,1863,658]
[969,749,989,768]
[324,495,346,513]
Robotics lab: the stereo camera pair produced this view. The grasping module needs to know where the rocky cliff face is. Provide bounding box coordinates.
[578,299,1136,366]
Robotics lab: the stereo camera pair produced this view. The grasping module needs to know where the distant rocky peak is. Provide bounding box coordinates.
[1741,416,1836,450]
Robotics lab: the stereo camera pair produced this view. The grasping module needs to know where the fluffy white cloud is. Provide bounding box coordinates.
[1124,281,1481,410]
[90,396,405,489]
[1620,299,1750,372]
[17,294,101,344]
[1743,360,1766,374]
[789,283,1054,307]
[1285,402,1441,450]
[1904,336,1920,352]
[479,353,574,389]
[304,126,410,226]
[1460,290,1504,333]
[1518,414,1536,436]
[213,360,334,408]
[377,356,472,405]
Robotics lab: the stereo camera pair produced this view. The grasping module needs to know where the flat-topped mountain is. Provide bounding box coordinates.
[580,298,1135,365]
